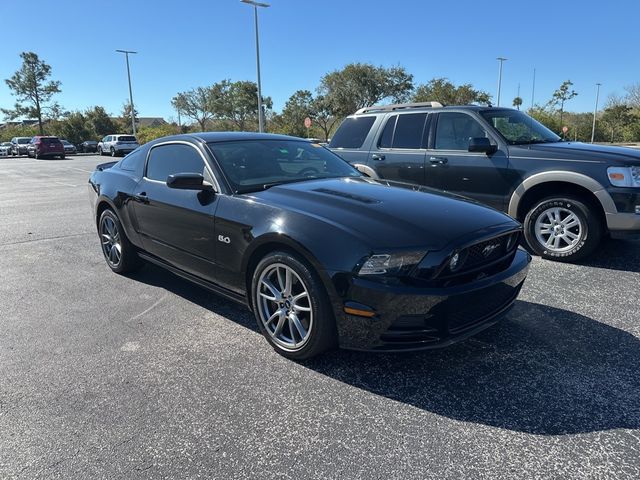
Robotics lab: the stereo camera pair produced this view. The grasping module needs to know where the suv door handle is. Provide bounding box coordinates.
[134,192,149,204]
[371,154,385,161]
[429,156,448,165]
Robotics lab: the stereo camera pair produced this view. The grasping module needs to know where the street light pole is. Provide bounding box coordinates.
[115,49,138,136]
[241,0,270,133]
[591,83,602,144]
[496,57,507,106]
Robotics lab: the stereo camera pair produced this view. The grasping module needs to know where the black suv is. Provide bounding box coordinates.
[329,102,640,262]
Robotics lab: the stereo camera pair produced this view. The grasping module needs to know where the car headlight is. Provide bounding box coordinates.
[608,166,640,187]
[358,251,426,276]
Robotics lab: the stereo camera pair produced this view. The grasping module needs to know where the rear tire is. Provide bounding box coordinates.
[98,209,142,274]
[60,154,65,159]
[251,251,337,360]
[110,147,116,157]
[523,195,603,262]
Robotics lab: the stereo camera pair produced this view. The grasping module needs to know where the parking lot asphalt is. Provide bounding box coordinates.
[0,154,639,479]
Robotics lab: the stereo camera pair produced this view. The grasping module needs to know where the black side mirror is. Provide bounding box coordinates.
[167,173,214,191]
[468,137,497,154]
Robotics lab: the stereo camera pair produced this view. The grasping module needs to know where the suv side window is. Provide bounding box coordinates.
[378,113,428,149]
[434,112,489,150]
[329,116,376,149]
[392,113,428,149]
[146,143,205,182]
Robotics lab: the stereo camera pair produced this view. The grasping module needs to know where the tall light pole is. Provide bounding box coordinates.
[241,0,269,133]
[591,83,602,144]
[496,57,507,106]
[116,49,137,136]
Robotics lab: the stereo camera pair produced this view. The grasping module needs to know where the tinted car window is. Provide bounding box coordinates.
[435,113,488,150]
[118,149,145,177]
[329,116,376,149]
[41,137,62,145]
[209,139,360,193]
[146,144,205,182]
[118,136,137,142]
[378,115,397,148]
[392,113,427,149]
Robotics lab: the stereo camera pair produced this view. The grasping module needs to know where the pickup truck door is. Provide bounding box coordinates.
[426,111,511,211]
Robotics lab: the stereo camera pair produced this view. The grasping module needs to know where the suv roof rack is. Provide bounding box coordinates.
[354,101,444,115]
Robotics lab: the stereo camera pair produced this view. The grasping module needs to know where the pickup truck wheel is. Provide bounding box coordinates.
[523,195,602,262]
[98,209,142,274]
[251,251,337,360]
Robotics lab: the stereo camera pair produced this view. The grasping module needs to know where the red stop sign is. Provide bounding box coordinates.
[304,117,312,128]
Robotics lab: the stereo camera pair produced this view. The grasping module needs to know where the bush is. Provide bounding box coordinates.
[136,124,181,145]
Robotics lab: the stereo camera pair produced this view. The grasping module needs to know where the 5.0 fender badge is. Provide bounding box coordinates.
[218,235,231,244]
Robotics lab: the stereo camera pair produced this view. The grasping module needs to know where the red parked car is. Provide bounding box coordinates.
[26,136,65,159]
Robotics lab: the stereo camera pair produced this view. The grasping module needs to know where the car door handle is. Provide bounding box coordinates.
[371,154,385,161]
[429,156,448,165]
[134,192,149,204]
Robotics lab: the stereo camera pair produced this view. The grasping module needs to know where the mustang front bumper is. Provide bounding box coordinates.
[334,248,531,351]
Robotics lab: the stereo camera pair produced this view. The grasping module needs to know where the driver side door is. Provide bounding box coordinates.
[132,142,220,282]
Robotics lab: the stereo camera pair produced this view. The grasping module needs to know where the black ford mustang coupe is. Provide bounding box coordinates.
[88,132,531,359]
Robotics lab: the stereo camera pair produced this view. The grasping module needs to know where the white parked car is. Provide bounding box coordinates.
[0,142,12,156]
[97,134,139,157]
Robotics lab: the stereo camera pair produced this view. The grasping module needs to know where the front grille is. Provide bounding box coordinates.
[440,231,520,281]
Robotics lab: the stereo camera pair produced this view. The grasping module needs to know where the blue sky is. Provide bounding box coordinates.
[1,0,639,121]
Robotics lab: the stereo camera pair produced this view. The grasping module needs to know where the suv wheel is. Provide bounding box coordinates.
[98,146,103,156]
[251,251,337,360]
[98,209,142,274]
[523,195,602,262]
[110,147,116,157]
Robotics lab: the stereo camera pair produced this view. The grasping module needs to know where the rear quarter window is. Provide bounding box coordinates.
[329,116,376,149]
[118,149,145,177]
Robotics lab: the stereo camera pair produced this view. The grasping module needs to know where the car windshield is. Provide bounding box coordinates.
[17,138,31,144]
[208,139,362,193]
[480,109,561,145]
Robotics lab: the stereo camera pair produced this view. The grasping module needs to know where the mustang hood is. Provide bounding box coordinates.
[251,177,518,251]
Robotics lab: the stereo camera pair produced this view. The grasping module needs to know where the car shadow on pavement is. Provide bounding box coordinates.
[301,300,640,435]
[579,237,640,273]
[130,265,639,436]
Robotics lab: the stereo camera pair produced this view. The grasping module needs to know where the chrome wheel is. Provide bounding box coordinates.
[256,263,313,351]
[100,215,122,267]
[534,206,583,253]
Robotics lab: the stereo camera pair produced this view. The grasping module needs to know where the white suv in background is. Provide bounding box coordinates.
[97,134,139,157]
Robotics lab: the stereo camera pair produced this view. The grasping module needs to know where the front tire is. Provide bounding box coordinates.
[98,146,103,156]
[98,209,142,274]
[251,251,337,360]
[523,195,603,262]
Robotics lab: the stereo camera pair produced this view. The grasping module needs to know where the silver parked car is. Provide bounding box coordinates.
[61,140,77,154]
[0,142,12,156]
[97,134,139,157]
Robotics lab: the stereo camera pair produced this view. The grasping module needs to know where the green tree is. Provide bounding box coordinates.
[136,123,181,144]
[310,95,340,141]
[548,80,578,127]
[276,90,314,137]
[2,52,62,135]
[171,87,216,132]
[119,101,139,134]
[48,111,92,145]
[513,96,523,110]
[413,78,490,105]
[601,99,635,143]
[209,80,272,131]
[318,63,413,116]
[85,106,117,138]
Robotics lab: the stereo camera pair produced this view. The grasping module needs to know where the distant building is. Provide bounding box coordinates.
[0,119,39,129]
